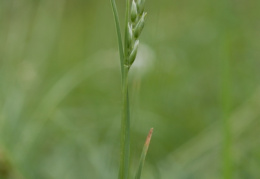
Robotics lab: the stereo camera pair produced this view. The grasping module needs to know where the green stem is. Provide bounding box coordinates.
[118,66,131,179]
[118,1,131,178]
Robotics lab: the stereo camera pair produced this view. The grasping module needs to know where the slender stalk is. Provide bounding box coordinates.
[118,1,131,178]
[110,0,149,178]
[119,66,130,179]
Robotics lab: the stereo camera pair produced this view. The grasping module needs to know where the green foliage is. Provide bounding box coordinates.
[0,0,260,179]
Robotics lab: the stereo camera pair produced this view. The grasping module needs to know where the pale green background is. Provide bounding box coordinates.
[0,0,260,178]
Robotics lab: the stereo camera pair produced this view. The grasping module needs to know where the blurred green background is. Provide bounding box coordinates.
[0,0,260,178]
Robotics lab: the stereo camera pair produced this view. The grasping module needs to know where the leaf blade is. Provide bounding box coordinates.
[135,128,154,179]
[110,0,125,78]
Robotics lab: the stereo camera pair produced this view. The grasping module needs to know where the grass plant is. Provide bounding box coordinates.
[0,1,259,178]
[110,0,153,179]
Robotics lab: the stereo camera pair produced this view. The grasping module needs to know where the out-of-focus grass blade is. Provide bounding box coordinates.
[135,128,153,179]
[110,0,125,78]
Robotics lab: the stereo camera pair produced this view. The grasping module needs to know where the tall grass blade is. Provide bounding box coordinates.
[135,128,153,179]
[110,0,125,78]
[124,0,130,66]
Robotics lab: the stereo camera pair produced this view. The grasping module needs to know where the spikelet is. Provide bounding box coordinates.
[131,1,138,23]
[129,40,139,65]
[134,12,147,38]
[137,0,145,14]
[127,23,133,47]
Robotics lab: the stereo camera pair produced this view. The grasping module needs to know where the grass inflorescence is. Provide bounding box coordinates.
[110,0,153,179]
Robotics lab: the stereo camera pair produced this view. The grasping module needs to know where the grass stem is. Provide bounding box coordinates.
[118,66,130,179]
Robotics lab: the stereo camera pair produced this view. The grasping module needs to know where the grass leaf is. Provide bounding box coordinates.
[124,0,130,66]
[135,128,154,179]
[110,0,125,78]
